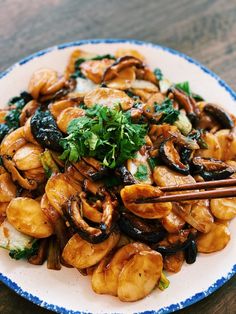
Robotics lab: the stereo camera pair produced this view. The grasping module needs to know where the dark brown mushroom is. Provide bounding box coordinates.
[118,211,166,243]
[115,165,136,185]
[159,138,190,174]
[102,56,144,82]
[204,103,234,129]
[64,191,118,244]
[169,87,200,125]
[73,159,109,181]
[191,156,235,180]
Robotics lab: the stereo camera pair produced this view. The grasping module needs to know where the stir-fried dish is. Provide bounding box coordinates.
[0,48,236,302]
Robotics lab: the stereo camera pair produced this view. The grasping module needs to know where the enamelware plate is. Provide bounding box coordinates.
[0,39,236,314]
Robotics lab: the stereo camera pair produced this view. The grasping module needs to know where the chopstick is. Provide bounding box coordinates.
[159,178,236,192]
[135,178,236,204]
[135,187,236,203]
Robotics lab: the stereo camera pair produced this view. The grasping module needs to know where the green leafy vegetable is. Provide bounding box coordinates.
[154,68,163,81]
[0,124,10,142]
[134,164,148,181]
[158,272,170,291]
[91,54,115,61]
[71,58,86,79]
[60,105,147,168]
[155,98,180,124]
[191,92,204,101]
[175,81,204,101]
[9,240,39,260]
[4,92,32,130]
[147,157,160,170]
[175,81,191,95]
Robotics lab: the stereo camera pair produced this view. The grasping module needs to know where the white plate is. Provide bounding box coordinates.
[0,39,236,314]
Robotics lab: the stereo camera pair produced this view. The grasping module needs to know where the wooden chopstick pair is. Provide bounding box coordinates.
[135,178,236,204]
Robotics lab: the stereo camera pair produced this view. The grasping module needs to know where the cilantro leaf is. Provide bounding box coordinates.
[134,164,148,181]
[154,68,163,81]
[175,81,191,95]
[60,105,147,168]
[155,98,180,124]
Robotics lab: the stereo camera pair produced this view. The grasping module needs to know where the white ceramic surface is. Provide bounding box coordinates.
[0,39,236,314]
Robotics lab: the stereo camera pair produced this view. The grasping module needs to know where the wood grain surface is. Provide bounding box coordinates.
[0,0,236,313]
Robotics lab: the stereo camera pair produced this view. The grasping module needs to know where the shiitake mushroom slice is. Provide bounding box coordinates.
[159,138,190,174]
[191,156,235,180]
[118,211,166,243]
[102,56,144,82]
[204,103,234,129]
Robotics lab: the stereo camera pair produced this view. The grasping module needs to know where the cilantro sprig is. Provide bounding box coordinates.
[155,98,180,124]
[60,105,147,168]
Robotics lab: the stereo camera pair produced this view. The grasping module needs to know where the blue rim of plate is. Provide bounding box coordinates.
[0,38,236,314]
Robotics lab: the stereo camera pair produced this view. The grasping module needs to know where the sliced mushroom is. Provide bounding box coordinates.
[73,159,107,181]
[169,87,199,124]
[159,138,190,174]
[64,190,117,244]
[204,103,234,129]
[115,165,135,185]
[118,211,166,243]
[102,56,144,82]
[191,156,235,180]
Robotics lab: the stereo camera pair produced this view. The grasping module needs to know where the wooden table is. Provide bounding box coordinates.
[0,0,236,313]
